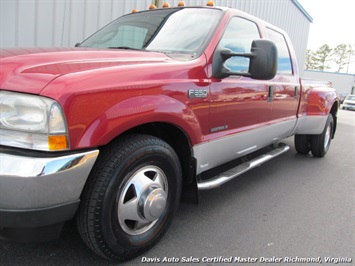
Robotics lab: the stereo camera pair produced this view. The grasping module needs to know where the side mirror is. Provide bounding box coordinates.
[213,39,278,80]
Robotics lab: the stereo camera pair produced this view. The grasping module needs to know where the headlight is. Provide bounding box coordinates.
[0,91,69,151]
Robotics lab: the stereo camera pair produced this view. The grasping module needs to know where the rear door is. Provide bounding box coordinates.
[266,28,299,138]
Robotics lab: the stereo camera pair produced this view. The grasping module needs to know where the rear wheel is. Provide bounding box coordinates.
[311,114,334,157]
[76,134,182,261]
[294,134,311,154]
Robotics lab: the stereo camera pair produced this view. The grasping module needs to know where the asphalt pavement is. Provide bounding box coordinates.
[1,109,354,266]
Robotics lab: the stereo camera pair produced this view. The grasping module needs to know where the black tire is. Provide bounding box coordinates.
[76,134,182,261]
[294,134,311,154]
[311,114,334,157]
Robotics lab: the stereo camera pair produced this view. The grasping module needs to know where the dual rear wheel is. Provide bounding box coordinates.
[294,114,334,157]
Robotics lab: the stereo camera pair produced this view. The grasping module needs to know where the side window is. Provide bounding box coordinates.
[266,28,293,74]
[219,17,260,73]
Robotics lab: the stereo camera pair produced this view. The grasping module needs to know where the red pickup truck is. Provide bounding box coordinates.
[0,6,338,261]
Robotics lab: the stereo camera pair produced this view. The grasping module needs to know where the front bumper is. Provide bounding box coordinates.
[0,149,99,241]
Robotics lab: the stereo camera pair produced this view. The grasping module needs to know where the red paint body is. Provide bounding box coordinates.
[0,8,338,151]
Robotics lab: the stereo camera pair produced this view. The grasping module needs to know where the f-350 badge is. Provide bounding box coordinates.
[188,89,208,98]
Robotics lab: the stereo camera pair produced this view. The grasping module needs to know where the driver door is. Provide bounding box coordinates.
[209,17,273,160]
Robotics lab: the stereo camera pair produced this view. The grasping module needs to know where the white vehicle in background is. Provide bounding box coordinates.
[342,95,355,111]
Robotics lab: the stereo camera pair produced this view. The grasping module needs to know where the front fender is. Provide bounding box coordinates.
[69,95,203,149]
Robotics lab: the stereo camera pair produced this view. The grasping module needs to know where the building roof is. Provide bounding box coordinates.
[292,0,313,22]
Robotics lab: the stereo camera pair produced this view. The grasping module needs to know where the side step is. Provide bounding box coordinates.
[197,143,290,190]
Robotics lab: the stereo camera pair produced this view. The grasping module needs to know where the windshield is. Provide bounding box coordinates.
[79,8,222,58]
[346,95,355,101]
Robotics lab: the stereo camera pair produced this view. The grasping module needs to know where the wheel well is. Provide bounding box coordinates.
[330,101,338,138]
[122,122,198,203]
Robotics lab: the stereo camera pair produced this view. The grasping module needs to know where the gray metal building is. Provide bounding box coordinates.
[304,70,355,98]
[0,0,312,73]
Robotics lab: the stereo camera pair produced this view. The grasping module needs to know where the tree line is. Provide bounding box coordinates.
[305,44,355,73]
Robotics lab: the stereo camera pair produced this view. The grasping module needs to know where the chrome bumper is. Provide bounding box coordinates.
[0,149,99,209]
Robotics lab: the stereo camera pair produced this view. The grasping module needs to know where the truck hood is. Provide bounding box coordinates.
[0,47,171,94]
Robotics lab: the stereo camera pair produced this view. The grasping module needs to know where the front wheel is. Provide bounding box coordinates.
[76,134,182,261]
[311,114,334,157]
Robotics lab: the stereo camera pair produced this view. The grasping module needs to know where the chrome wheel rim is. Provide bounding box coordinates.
[118,166,168,235]
[324,123,331,150]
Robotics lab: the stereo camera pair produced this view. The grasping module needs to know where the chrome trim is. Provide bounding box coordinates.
[0,150,99,209]
[193,119,296,175]
[198,144,290,190]
[237,145,257,155]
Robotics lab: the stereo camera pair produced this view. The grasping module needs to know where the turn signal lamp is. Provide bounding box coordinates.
[206,1,215,6]
[177,1,186,6]
[149,4,157,9]
[162,2,171,8]
[48,135,68,151]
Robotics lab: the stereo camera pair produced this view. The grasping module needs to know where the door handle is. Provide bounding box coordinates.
[268,85,274,102]
[294,86,299,99]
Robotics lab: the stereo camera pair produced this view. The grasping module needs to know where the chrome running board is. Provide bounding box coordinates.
[197,144,290,190]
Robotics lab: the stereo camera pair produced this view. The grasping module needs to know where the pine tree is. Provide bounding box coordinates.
[332,44,355,73]
[305,49,317,70]
[312,44,332,71]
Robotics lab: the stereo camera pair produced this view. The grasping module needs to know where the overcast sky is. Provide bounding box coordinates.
[298,0,355,50]
[297,0,355,73]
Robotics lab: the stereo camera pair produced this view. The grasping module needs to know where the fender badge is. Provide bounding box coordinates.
[210,125,228,132]
[188,89,208,98]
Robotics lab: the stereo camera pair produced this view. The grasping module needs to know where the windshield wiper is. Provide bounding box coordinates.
[108,46,142,51]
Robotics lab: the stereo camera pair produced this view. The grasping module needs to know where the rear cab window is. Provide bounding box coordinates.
[266,28,293,75]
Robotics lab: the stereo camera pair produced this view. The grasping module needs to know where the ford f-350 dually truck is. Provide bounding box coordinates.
[0,5,338,261]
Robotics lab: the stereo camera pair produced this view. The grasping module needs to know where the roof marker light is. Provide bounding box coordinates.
[177,1,185,6]
[131,9,138,13]
[149,4,157,9]
[206,1,215,6]
[163,2,170,8]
